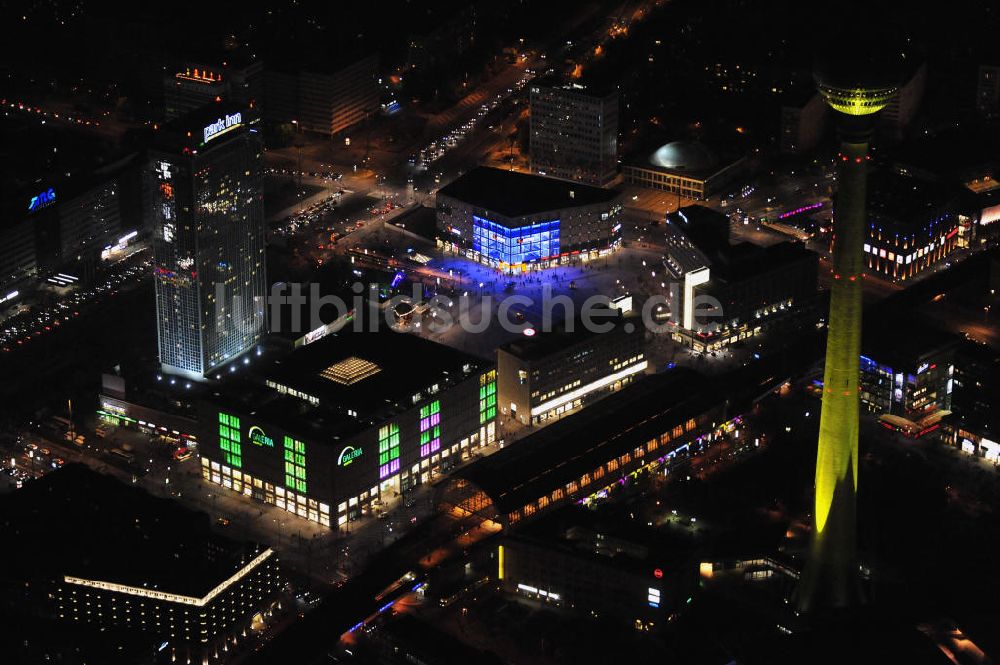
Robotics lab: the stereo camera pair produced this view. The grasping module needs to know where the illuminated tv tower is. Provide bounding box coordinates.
[796,56,899,612]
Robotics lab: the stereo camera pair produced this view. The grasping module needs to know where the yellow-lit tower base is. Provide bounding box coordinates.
[795,79,897,613]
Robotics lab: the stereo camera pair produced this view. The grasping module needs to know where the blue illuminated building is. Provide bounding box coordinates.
[437,167,621,273]
[473,216,560,266]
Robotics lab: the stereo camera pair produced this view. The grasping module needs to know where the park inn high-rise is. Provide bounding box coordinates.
[150,104,267,380]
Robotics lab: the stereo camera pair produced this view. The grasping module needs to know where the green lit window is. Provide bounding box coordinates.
[283,436,307,493]
[379,423,401,479]
[479,370,497,425]
[218,412,242,468]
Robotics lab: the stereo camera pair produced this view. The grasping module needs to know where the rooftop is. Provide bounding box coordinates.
[630,139,743,179]
[437,166,619,219]
[0,465,267,598]
[150,101,260,154]
[867,171,964,228]
[210,330,491,443]
[666,205,817,282]
[650,141,718,173]
[507,504,698,577]
[453,368,720,514]
[863,314,960,369]
[498,308,631,362]
[531,74,620,99]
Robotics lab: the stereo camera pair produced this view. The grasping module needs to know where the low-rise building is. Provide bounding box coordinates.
[438,369,738,529]
[0,465,284,665]
[497,506,697,627]
[436,166,623,272]
[857,316,958,437]
[662,205,820,353]
[496,310,646,427]
[622,140,745,200]
[864,172,963,283]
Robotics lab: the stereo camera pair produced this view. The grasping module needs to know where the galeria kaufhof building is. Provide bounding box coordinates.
[199,331,497,529]
[436,166,623,272]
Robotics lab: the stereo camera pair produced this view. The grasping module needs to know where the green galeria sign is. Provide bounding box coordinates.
[338,445,362,467]
[248,425,275,447]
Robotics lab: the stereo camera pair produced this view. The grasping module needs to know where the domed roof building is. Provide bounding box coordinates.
[649,141,719,172]
[624,139,744,201]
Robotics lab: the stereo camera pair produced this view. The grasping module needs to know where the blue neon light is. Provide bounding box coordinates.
[473,216,560,266]
[28,188,56,212]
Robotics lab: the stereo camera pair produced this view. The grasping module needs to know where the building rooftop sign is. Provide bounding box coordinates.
[28,187,56,213]
[203,112,243,143]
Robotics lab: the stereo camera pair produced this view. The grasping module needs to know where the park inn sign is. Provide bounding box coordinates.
[203,112,243,143]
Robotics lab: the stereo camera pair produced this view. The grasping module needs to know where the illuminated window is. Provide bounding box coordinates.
[419,400,442,457]
[378,424,401,479]
[218,412,242,468]
[473,216,560,266]
[283,436,307,493]
[479,370,497,424]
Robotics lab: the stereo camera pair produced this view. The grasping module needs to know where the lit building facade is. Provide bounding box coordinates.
[856,320,957,437]
[863,173,961,282]
[1,164,135,297]
[943,340,1000,462]
[496,313,646,427]
[529,81,619,186]
[662,206,819,353]
[0,466,285,665]
[149,105,267,379]
[199,332,498,529]
[56,548,282,663]
[437,167,622,272]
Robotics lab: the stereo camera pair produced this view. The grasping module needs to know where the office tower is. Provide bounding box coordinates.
[529,80,619,186]
[264,55,379,136]
[796,55,899,612]
[150,105,267,380]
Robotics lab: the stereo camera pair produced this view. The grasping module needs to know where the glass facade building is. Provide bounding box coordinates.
[472,216,560,267]
[150,107,267,379]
